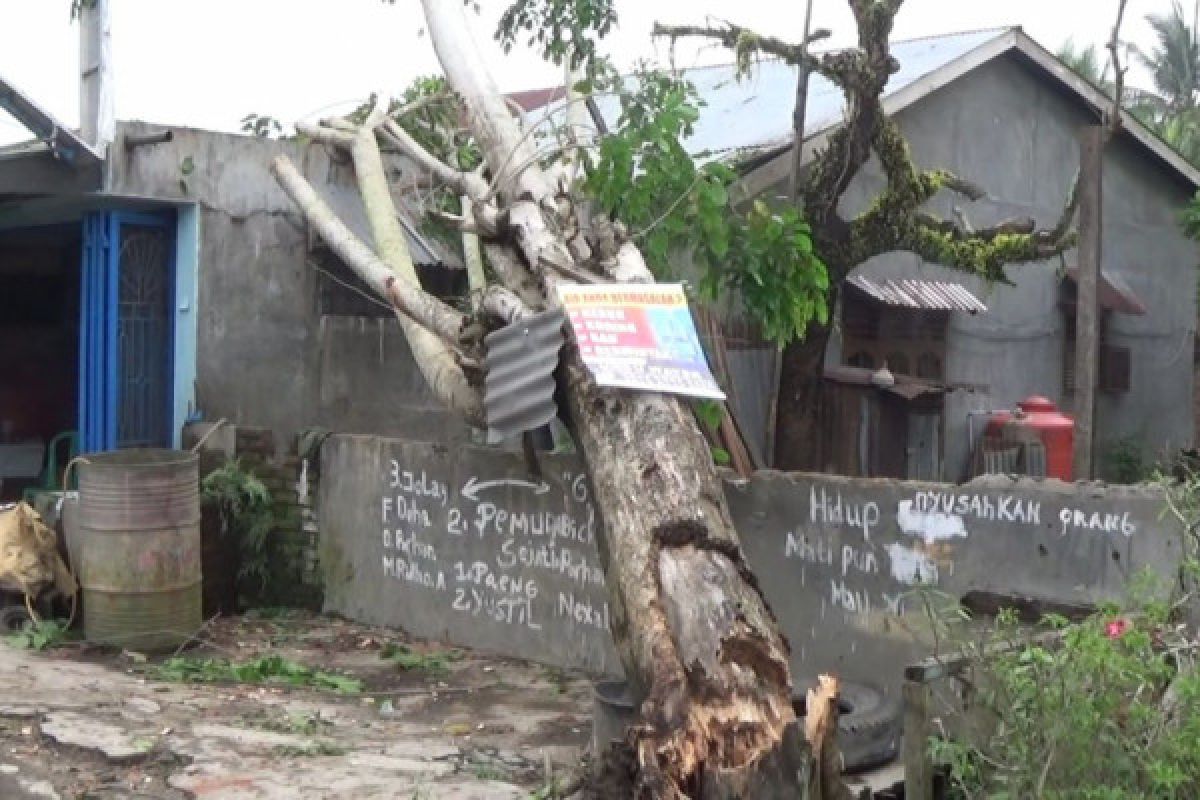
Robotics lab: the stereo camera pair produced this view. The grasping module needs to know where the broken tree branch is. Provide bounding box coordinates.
[379,118,491,200]
[270,155,485,425]
[480,284,533,323]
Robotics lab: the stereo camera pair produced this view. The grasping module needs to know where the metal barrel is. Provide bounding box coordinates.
[77,449,202,651]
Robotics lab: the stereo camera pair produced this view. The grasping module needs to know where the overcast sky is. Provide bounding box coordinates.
[0,0,1187,145]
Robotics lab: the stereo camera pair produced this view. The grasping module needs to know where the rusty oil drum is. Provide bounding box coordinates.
[77,449,202,651]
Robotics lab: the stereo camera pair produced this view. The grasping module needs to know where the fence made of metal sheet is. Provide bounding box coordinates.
[77,449,201,651]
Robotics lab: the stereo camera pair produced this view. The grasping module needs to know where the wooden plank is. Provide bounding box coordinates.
[902,680,934,800]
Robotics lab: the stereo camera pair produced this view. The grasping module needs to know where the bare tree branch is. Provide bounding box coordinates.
[270,157,471,345]
[1106,0,1130,137]
[480,284,534,323]
[295,121,355,147]
[379,118,490,200]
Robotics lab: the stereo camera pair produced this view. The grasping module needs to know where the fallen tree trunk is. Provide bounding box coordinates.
[268,0,842,792]
[416,3,812,795]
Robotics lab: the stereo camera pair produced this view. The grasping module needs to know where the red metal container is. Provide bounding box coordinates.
[987,396,1074,481]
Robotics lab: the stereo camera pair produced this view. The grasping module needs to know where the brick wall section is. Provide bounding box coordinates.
[231,427,323,609]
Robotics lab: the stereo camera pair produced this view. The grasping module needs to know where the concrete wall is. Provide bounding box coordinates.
[107,122,470,453]
[319,434,1185,695]
[798,53,1198,480]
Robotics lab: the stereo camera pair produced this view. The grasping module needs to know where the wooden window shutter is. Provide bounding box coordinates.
[1098,345,1131,393]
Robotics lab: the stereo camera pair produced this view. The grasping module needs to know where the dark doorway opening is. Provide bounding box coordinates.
[0,224,81,501]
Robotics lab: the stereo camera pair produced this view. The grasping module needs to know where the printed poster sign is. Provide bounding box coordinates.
[557,283,725,400]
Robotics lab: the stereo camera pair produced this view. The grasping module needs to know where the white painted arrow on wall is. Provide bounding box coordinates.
[460,476,551,502]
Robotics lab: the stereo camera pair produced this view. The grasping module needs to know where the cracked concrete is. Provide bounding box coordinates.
[0,612,591,799]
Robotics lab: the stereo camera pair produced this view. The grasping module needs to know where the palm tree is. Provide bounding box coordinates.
[1136,0,1200,114]
[1057,39,1110,90]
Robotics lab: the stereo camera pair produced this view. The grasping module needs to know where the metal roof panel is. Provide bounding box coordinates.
[847,274,988,312]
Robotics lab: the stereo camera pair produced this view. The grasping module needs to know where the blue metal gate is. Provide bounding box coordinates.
[79,211,175,452]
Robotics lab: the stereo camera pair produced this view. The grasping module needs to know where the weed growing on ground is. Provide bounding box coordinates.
[155,654,362,694]
[380,642,462,677]
[541,666,571,694]
[5,618,74,651]
[250,710,334,736]
[471,763,511,781]
[273,740,345,758]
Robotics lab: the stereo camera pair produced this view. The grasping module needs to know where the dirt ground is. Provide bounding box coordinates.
[0,611,593,799]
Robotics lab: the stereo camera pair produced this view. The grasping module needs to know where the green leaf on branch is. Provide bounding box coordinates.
[581,67,829,346]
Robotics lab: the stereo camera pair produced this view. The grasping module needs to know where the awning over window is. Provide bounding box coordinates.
[846,275,988,313]
[1063,266,1148,316]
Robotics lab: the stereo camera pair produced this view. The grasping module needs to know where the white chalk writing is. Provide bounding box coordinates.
[387,461,449,507]
[1058,508,1137,537]
[472,501,596,545]
[809,486,880,540]
[910,491,1040,525]
[497,538,605,586]
[382,555,445,589]
[557,591,611,631]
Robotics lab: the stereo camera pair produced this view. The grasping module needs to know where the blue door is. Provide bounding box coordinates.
[80,211,175,452]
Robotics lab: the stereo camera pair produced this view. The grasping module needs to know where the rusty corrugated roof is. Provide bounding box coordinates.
[846,275,988,313]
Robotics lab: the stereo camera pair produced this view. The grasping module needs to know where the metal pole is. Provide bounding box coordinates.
[79,0,114,153]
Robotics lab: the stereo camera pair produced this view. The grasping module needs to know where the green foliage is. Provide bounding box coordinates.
[1181,189,1200,239]
[201,459,276,601]
[581,68,828,345]
[241,113,284,138]
[380,642,462,677]
[156,655,363,694]
[692,399,723,432]
[1103,437,1153,484]
[1137,1,1200,115]
[5,618,73,651]
[349,78,481,256]
[932,596,1200,799]
[1057,39,1110,90]
[495,0,616,78]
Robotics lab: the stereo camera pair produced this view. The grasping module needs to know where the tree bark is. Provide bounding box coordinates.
[773,321,833,472]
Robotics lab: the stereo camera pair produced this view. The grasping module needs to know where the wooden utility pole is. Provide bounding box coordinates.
[1073,125,1104,479]
[79,0,114,153]
[765,0,816,468]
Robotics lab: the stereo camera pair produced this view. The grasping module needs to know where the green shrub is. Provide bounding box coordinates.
[933,596,1200,799]
[201,459,275,605]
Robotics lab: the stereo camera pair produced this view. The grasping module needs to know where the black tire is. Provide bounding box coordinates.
[0,605,32,633]
[795,680,902,773]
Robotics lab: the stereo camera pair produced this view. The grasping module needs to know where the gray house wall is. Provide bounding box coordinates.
[107,122,470,452]
[765,53,1198,480]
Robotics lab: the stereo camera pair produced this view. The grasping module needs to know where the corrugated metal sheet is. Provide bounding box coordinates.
[529,29,1007,160]
[846,274,988,312]
[483,309,567,438]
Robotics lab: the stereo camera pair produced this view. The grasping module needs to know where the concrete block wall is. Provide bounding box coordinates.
[318,434,1187,696]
